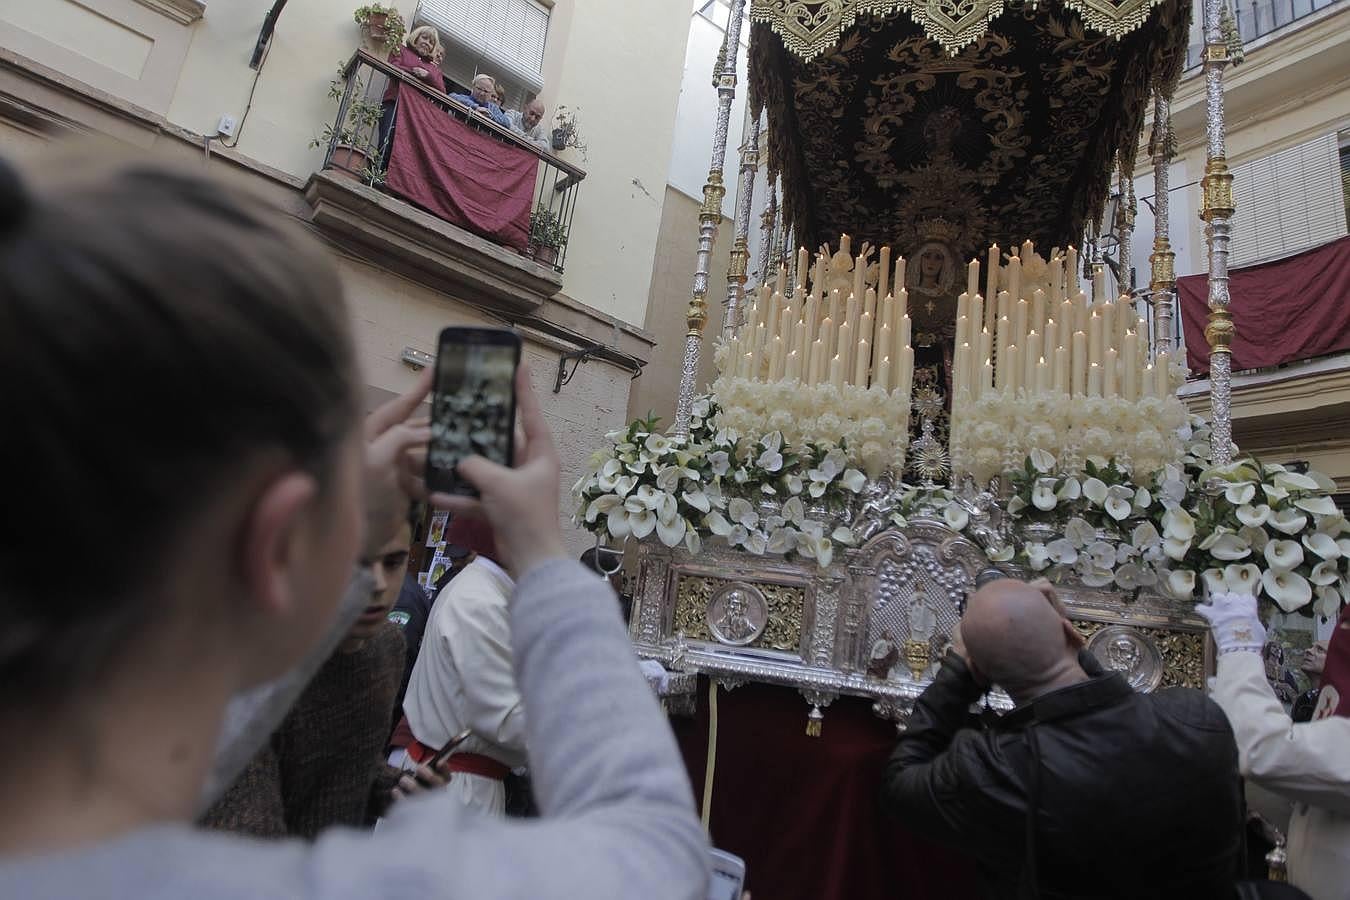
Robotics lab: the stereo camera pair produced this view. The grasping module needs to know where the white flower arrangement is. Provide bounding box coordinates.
[572,399,866,566]
[1004,417,1348,617]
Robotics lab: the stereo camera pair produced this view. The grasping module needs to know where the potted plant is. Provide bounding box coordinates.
[311,63,388,187]
[550,105,587,159]
[354,3,406,56]
[528,206,567,267]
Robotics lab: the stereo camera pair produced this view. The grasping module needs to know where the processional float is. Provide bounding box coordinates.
[576,0,1347,732]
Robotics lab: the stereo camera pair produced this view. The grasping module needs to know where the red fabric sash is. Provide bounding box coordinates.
[406,738,511,781]
[1313,604,1350,720]
[385,82,538,250]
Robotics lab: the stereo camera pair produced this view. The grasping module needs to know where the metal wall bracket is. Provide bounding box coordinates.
[554,343,606,393]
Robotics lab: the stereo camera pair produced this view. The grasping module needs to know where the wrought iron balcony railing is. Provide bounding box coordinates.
[319,51,585,274]
[1184,0,1343,71]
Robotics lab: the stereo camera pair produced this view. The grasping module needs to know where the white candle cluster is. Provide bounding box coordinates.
[724,235,914,401]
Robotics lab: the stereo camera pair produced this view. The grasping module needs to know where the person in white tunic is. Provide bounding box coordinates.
[1198,592,1350,899]
[403,517,523,814]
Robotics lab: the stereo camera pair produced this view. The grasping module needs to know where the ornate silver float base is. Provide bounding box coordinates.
[630,519,1211,730]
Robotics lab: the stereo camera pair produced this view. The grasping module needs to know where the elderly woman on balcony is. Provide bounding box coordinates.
[378,25,447,165]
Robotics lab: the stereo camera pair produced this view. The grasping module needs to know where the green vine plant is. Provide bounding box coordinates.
[353,4,406,56]
[311,63,388,188]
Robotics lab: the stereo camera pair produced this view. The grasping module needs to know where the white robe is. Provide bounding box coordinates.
[404,556,523,814]
[1210,651,1350,899]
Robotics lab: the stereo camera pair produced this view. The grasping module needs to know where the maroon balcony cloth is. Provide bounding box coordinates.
[386,82,537,250]
[671,679,980,900]
[1177,235,1350,374]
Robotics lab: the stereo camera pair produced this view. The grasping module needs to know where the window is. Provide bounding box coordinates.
[1226,132,1347,267]
[415,0,549,102]
[1340,130,1350,232]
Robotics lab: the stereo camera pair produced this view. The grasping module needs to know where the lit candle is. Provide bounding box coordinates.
[1006,344,1021,395]
[845,292,861,370]
[852,253,866,310]
[996,290,1011,335]
[898,314,911,364]
[1092,266,1106,305]
[801,296,819,358]
[1066,245,1078,290]
[836,320,853,376]
[1142,363,1157,398]
[819,316,836,369]
[1024,330,1040,392]
[1007,254,1022,303]
[1156,351,1171,396]
[828,289,842,328]
[1088,310,1103,367]
[996,315,1011,365]
[765,291,782,343]
[813,253,827,303]
[1072,331,1087,396]
[741,351,755,379]
[1104,347,1118,397]
[1031,288,1047,339]
[725,335,740,376]
[956,292,971,344]
[829,353,844,388]
[775,264,787,299]
[863,288,877,337]
[875,354,892,392]
[898,345,914,399]
[1122,331,1139,399]
[986,244,1000,317]
[969,294,984,342]
[956,341,971,397]
[967,259,980,300]
[978,328,993,386]
[1060,298,1075,338]
[769,335,786,381]
[895,287,908,322]
[1054,346,1069,395]
[808,339,826,385]
[797,247,810,299]
[779,308,793,360]
[1035,357,1050,394]
[858,310,875,356]
[982,358,994,392]
[1043,319,1058,361]
[877,323,893,382]
[786,349,802,382]
[1022,238,1034,261]
[750,322,766,379]
[878,246,891,300]
[894,257,907,297]
[1014,298,1029,350]
[1087,362,1103,397]
[1100,301,1116,355]
[1074,291,1089,335]
[854,337,871,387]
[1049,254,1064,304]
[839,233,851,259]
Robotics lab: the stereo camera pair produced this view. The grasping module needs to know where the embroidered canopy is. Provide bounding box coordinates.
[749,0,1189,259]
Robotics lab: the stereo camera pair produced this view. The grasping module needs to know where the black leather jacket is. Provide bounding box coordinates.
[881,650,1244,899]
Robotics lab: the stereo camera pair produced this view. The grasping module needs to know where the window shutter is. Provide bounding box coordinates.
[1227,132,1347,267]
[415,0,549,97]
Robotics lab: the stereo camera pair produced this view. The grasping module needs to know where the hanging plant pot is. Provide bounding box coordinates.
[551,128,567,152]
[328,145,372,181]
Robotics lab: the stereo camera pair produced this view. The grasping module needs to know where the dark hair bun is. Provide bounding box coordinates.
[0,157,31,235]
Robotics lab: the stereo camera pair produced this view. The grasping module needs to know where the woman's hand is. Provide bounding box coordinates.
[437,365,566,579]
[412,66,429,79]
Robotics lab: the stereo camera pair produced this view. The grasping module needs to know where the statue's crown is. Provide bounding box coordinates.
[915,217,962,246]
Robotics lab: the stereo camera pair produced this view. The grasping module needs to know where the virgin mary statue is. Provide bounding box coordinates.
[904,235,961,441]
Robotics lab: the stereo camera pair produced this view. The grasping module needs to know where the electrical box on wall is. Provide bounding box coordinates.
[216,114,238,138]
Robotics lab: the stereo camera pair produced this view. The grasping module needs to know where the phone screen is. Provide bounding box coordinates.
[707,849,745,900]
[427,328,520,495]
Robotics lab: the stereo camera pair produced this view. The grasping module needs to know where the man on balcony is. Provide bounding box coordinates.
[507,99,549,152]
[449,74,510,128]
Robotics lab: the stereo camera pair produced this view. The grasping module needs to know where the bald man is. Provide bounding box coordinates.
[881,579,1244,898]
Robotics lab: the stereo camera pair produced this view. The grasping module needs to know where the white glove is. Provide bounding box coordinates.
[1195,591,1267,655]
[638,659,670,693]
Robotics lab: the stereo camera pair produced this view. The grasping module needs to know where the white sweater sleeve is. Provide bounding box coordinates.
[1210,651,1350,815]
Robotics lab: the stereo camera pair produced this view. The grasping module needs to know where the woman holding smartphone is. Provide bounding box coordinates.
[0,149,708,898]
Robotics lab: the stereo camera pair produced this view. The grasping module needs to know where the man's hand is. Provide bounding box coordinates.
[436,364,566,579]
[363,368,441,558]
[391,762,450,803]
[1029,577,1086,649]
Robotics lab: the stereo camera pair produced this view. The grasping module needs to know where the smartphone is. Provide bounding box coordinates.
[426,327,522,496]
[708,848,746,900]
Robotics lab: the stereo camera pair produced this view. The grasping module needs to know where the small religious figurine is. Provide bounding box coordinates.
[867,630,900,679]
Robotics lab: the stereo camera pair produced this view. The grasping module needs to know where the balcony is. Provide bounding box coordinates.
[302,51,585,315]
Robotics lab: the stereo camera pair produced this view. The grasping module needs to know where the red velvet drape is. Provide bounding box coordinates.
[672,679,981,900]
[386,82,538,250]
[1177,235,1350,374]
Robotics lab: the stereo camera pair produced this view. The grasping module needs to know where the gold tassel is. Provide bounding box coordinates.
[805,705,823,737]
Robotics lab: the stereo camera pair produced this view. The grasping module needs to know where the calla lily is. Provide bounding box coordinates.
[595,458,625,490]
[1206,533,1251,561]
[1065,517,1096,547]
[784,473,804,495]
[1047,539,1079,565]
[707,450,731,477]
[1303,532,1342,560]
[840,468,867,493]
[1105,485,1135,521]
[742,530,768,555]
[1007,496,1028,515]
[644,433,672,455]
[1029,448,1056,473]
[987,545,1015,563]
[613,475,638,498]
[1165,569,1197,600]
[1133,487,1152,511]
[1224,482,1257,505]
[654,491,679,524]
[1079,566,1115,587]
[1274,471,1321,492]
[1264,539,1304,571]
[655,515,686,547]
[1025,543,1051,571]
[1239,525,1270,552]
[631,485,661,509]
[1315,586,1342,618]
[1310,560,1340,586]
[756,432,784,472]
[1223,564,1262,595]
[781,496,806,527]
[1032,478,1059,511]
[1086,541,1117,569]
[944,503,970,531]
[727,497,758,529]
[1164,536,1192,560]
[585,494,623,522]
[685,528,702,555]
[832,526,856,545]
[1294,495,1339,517]
[1132,522,1161,550]
[691,398,710,419]
[766,527,796,554]
[1115,564,1154,590]
[1270,508,1309,535]
[1201,568,1227,595]
[703,510,733,536]
[608,500,656,539]
[1262,568,1312,612]
[1262,483,1289,503]
[1237,504,1271,527]
[682,490,711,513]
[1162,507,1196,541]
[1319,515,1349,536]
[1082,477,1108,506]
[1057,477,1082,501]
